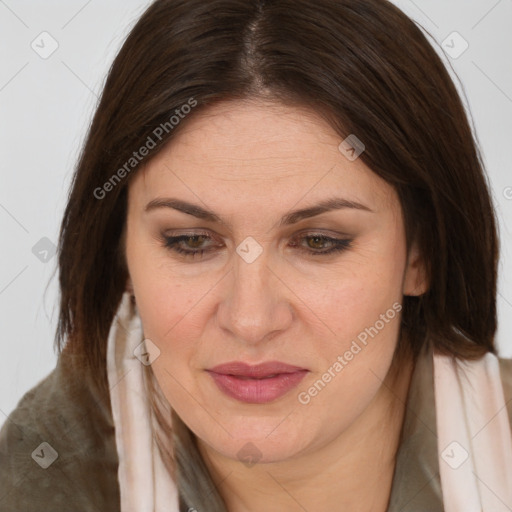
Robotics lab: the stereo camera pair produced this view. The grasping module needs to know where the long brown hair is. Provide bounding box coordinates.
[55,0,499,509]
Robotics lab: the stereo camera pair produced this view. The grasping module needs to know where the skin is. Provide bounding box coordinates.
[124,99,428,511]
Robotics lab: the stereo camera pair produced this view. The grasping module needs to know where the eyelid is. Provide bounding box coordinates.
[161,229,223,243]
[160,228,353,261]
[161,227,352,244]
[289,227,353,239]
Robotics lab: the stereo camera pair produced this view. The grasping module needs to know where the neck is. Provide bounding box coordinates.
[198,349,415,512]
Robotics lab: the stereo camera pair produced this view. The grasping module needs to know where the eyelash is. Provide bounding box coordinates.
[162,232,353,259]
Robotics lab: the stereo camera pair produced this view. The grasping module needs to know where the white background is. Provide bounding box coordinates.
[1,0,511,429]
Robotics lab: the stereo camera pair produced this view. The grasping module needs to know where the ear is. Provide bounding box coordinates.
[403,240,429,296]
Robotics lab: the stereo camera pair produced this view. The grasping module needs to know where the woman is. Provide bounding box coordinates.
[1,0,511,511]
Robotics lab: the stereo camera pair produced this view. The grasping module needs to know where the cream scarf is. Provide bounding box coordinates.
[106,292,512,511]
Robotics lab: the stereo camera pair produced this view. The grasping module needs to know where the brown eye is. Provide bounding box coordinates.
[186,235,207,248]
[306,236,327,250]
[162,232,220,259]
[290,233,353,256]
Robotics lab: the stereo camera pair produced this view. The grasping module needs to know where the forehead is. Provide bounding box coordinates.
[129,99,398,215]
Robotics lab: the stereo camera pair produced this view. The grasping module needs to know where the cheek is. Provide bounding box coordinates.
[294,235,406,347]
[133,279,212,424]
[294,284,404,442]
[133,277,213,357]
[125,235,213,396]
[125,222,213,344]
[290,237,406,414]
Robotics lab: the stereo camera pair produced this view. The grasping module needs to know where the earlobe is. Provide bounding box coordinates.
[403,242,429,296]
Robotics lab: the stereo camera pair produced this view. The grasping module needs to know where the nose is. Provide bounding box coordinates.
[216,248,293,345]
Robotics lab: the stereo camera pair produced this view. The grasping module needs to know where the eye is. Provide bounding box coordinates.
[162,232,221,259]
[289,233,353,256]
[161,231,353,260]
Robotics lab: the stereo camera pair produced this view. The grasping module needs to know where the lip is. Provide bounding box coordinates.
[206,361,308,404]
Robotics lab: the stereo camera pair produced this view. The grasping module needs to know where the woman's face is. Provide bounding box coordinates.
[125,99,425,464]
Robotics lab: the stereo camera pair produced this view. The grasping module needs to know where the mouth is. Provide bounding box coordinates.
[206,361,309,404]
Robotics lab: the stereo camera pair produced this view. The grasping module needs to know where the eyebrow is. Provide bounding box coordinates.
[144,197,373,226]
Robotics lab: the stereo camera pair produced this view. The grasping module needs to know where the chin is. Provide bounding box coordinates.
[196,414,313,464]
[212,434,307,466]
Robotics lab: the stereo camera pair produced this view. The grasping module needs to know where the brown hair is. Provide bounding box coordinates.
[55,0,499,509]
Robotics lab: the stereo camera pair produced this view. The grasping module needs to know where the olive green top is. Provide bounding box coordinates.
[1,341,511,511]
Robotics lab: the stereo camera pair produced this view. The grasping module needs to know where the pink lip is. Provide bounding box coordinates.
[206,361,308,404]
